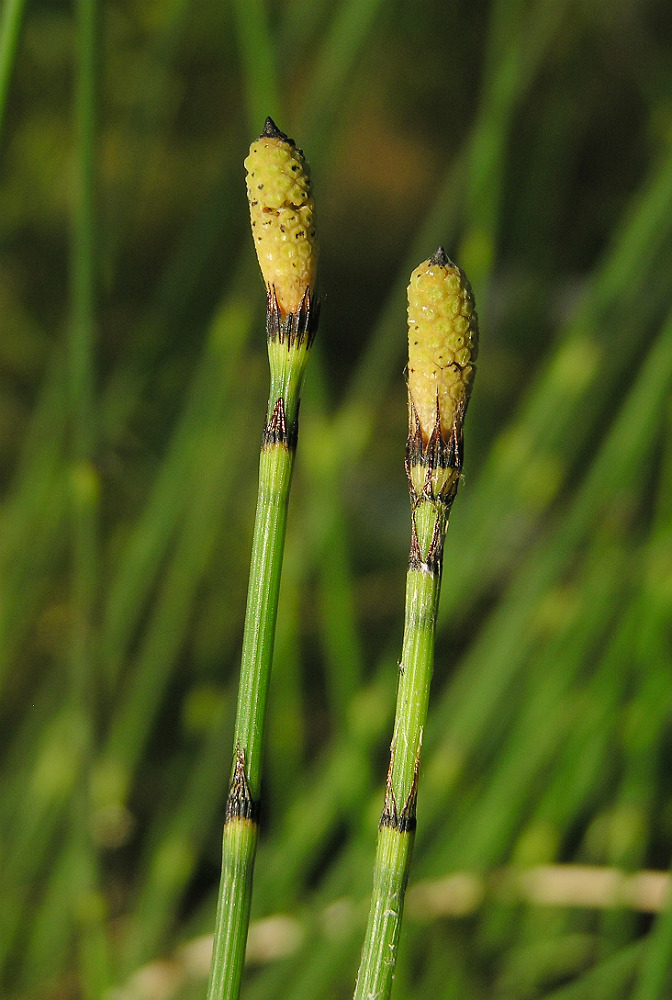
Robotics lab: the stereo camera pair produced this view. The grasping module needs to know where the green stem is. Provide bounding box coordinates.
[206,299,316,1000]
[354,496,447,1000]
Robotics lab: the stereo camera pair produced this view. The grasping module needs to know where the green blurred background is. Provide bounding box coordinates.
[2,0,672,997]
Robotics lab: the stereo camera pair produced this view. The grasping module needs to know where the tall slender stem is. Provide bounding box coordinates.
[207,119,319,1000]
[354,499,445,1000]
[354,249,479,1000]
[207,298,317,1000]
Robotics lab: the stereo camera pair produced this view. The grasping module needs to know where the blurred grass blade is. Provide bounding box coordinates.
[296,0,385,147]
[69,0,110,995]
[632,886,672,1000]
[544,942,640,1000]
[233,0,278,133]
[0,0,27,144]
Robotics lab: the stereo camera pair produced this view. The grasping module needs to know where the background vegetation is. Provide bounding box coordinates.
[1,0,672,998]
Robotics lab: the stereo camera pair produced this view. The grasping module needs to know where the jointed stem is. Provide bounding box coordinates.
[231,309,312,794]
[354,248,478,1000]
[208,116,319,1000]
[207,295,317,1000]
[234,432,296,795]
[353,498,446,1000]
[390,499,445,803]
[206,754,259,1000]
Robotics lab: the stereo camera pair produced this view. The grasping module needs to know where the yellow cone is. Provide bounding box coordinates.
[407,247,478,448]
[245,118,318,317]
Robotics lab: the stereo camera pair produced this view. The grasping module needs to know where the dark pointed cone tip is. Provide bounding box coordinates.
[261,116,292,145]
[429,246,451,267]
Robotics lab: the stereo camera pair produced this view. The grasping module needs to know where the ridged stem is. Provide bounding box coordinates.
[355,248,477,999]
[206,296,317,1000]
[353,497,446,1000]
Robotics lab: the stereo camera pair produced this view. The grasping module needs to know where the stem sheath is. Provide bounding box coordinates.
[354,249,478,1000]
[207,294,317,1000]
[208,120,319,999]
[354,500,444,1000]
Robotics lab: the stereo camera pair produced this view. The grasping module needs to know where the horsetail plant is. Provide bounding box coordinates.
[206,118,319,1000]
[354,248,478,1000]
